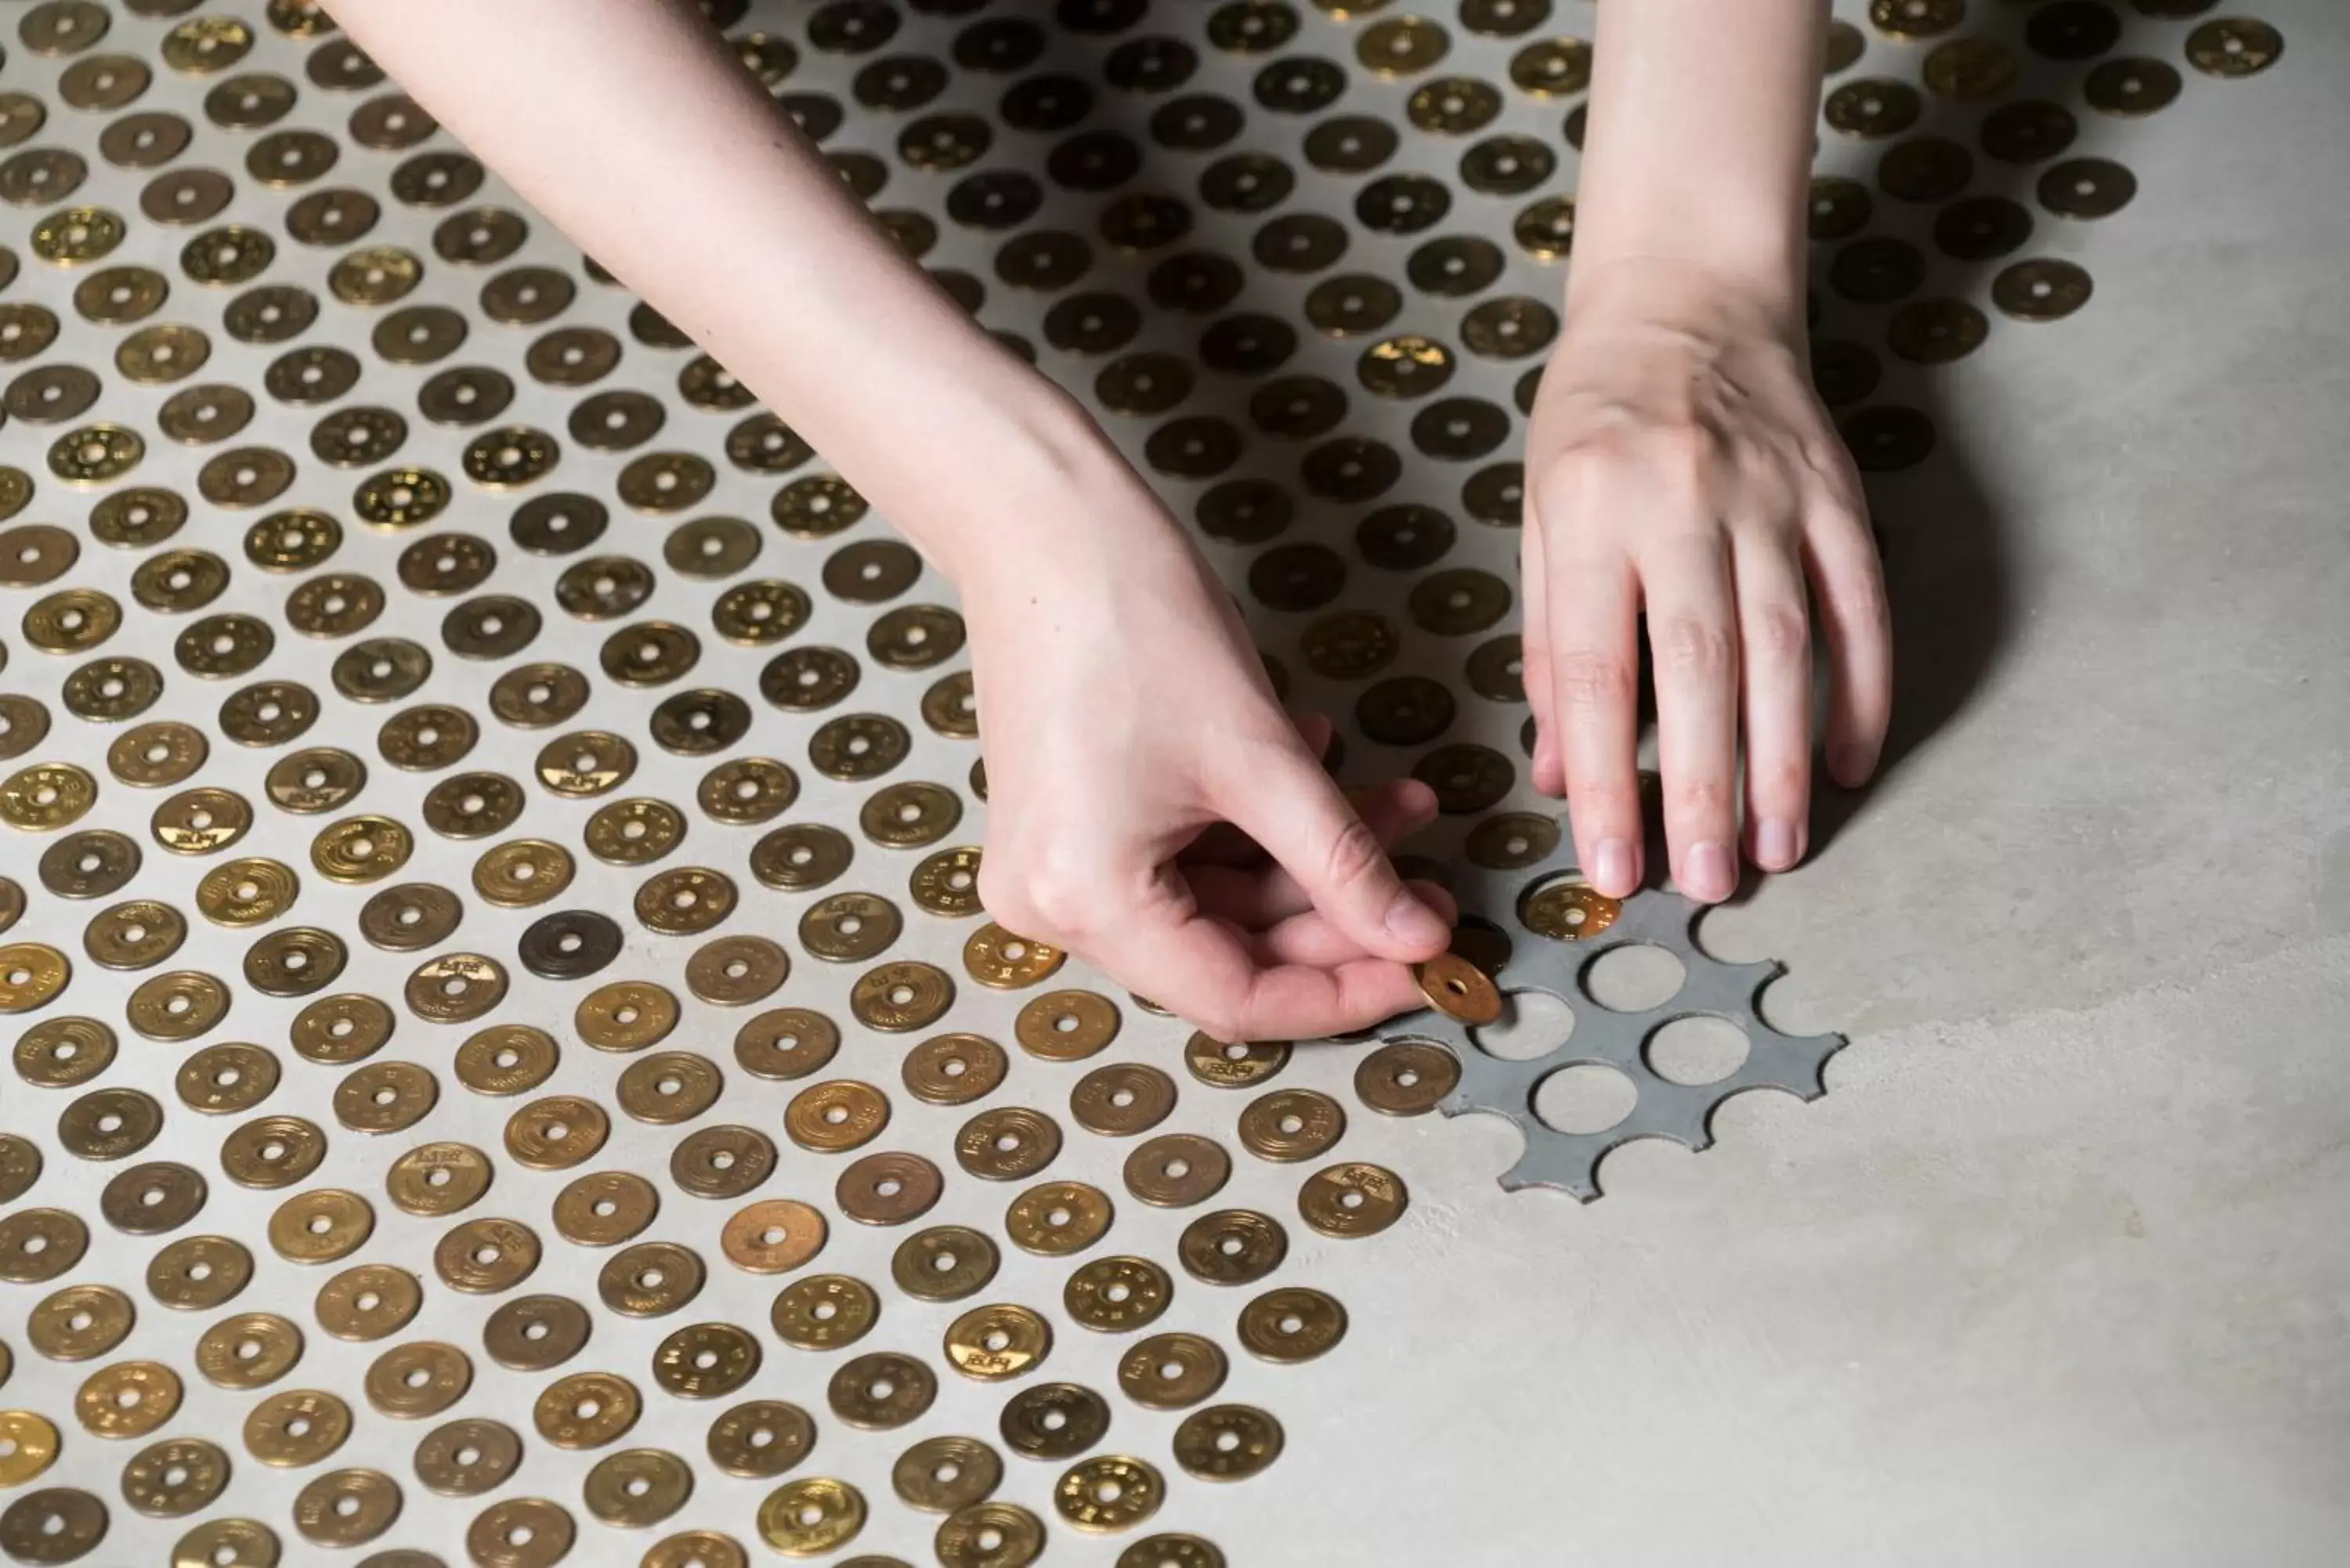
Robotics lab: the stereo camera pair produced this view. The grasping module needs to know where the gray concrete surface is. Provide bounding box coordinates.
[1224,3,2350,1562]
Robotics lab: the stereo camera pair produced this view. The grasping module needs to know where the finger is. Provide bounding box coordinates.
[1804,488,1892,788]
[1545,539,1645,898]
[1081,894,1426,1040]
[1642,529,1742,903]
[1247,881,1460,966]
[1188,788,1439,927]
[1291,711,1336,761]
[1733,533,1813,873]
[1521,518,1566,796]
[1216,742,1452,963]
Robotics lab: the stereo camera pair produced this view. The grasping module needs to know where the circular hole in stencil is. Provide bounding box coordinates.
[1582,945,1684,1012]
[1532,1064,1638,1135]
[1643,1015,1750,1086]
[1471,989,1572,1060]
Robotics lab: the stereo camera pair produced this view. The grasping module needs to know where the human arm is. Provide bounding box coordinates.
[1523,0,1893,902]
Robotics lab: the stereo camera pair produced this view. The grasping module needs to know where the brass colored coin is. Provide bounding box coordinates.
[750,823,852,891]
[27,1283,134,1361]
[1015,989,1120,1060]
[649,1321,759,1400]
[313,1263,422,1342]
[2085,56,2182,116]
[108,721,206,787]
[1238,1086,1347,1162]
[1354,1040,1460,1115]
[1118,1328,1230,1414]
[353,883,460,953]
[310,815,411,884]
[291,1467,401,1547]
[15,1014,118,1082]
[1465,811,1560,869]
[414,1417,522,1497]
[1184,1031,1289,1087]
[98,1159,207,1234]
[1238,1285,1349,1365]
[1064,1255,1173,1332]
[263,748,364,816]
[944,1302,1052,1382]
[957,1105,1063,1181]
[633,864,736,934]
[1889,297,1990,364]
[786,1078,891,1152]
[403,951,507,1022]
[757,1476,866,1556]
[193,1312,302,1389]
[937,1501,1046,1568]
[1994,258,2095,322]
[921,671,980,739]
[574,979,680,1052]
[1056,1453,1166,1533]
[903,1031,1007,1106]
[57,1086,161,1158]
[0,1488,108,1563]
[2,762,97,829]
[850,960,956,1033]
[1520,875,1621,941]
[799,891,902,962]
[0,1412,59,1488]
[1124,1133,1231,1208]
[963,923,1066,988]
[0,1209,86,1283]
[828,1351,935,1430]
[1004,1180,1114,1258]
[2187,17,2283,78]
[999,1381,1108,1461]
[1298,1160,1408,1237]
[1414,950,1502,1023]
[144,1234,251,1310]
[616,1050,723,1125]
[720,1199,827,1274]
[707,1400,816,1480]
[671,1125,776,1201]
[645,1530,750,1568]
[360,1341,470,1418]
[2038,156,2138,219]
[1825,77,1922,138]
[504,1095,607,1169]
[1070,1063,1177,1137]
[472,838,573,906]
[484,1292,592,1367]
[465,1498,575,1568]
[1172,1404,1284,1480]
[385,1141,492,1216]
[733,1006,841,1082]
[769,1274,879,1352]
[894,1435,1002,1514]
[583,1447,692,1528]
[892,1225,1000,1302]
[268,1187,374,1263]
[287,992,393,1065]
[584,796,684,864]
[551,1169,658,1248]
[533,1369,641,1449]
[76,1358,182,1437]
[836,1151,943,1225]
[1177,1209,1289,1287]
[121,968,230,1041]
[454,1023,558,1097]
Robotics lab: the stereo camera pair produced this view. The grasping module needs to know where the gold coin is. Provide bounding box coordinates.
[616,1051,722,1125]
[1069,1063,1177,1137]
[1238,1285,1349,1364]
[757,1476,866,1556]
[956,1106,1062,1181]
[1354,1040,1459,1115]
[720,1199,826,1274]
[268,1187,374,1263]
[732,1006,840,1082]
[834,1151,942,1226]
[902,1031,1006,1106]
[504,1094,607,1169]
[76,1358,181,1437]
[891,1225,999,1303]
[193,1311,302,1389]
[893,1434,1002,1514]
[0,1209,86,1284]
[936,1501,1046,1568]
[909,845,984,916]
[313,1263,422,1342]
[1993,258,2094,322]
[467,1498,574,1568]
[385,1141,492,1217]
[483,1295,590,1367]
[1014,988,1120,1061]
[1171,1404,1283,1479]
[1123,1133,1231,1208]
[472,838,573,906]
[828,1350,935,1430]
[850,959,956,1033]
[649,1321,760,1401]
[706,1400,815,1480]
[1064,1255,1173,1332]
[144,1234,251,1310]
[0,1411,58,1487]
[1177,1209,1289,1286]
[644,1530,749,1568]
[2186,17,2283,78]
[999,1381,1108,1462]
[1298,1161,1409,1237]
[26,1283,133,1361]
[961,923,1065,988]
[290,1467,401,1547]
[785,1079,891,1153]
[750,822,853,891]
[768,1274,877,1352]
[360,1341,470,1419]
[582,1447,692,1529]
[287,992,393,1064]
[432,1216,541,1292]
[15,1015,117,1083]
[943,1302,1052,1382]
[1003,1180,1113,1257]
[573,979,679,1052]
[1183,1031,1289,1087]
[1413,951,1501,1023]
[1056,1454,1166,1530]
[1520,875,1621,941]
[798,891,901,961]
[534,1369,640,1449]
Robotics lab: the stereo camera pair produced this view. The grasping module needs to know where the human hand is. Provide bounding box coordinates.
[959,461,1455,1042]
[1521,260,1892,904]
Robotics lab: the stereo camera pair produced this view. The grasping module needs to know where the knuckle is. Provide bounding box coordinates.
[1654,615,1736,679]
[1314,812,1390,897]
[1553,649,1637,712]
[1669,775,1736,821]
[1746,601,1810,663]
[974,863,1042,934]
[1020,869,1098,939]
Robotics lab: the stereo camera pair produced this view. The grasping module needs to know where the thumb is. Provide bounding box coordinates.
[1221,742,1452,961]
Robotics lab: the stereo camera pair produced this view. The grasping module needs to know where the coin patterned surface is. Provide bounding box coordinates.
[0,1,2272,1563]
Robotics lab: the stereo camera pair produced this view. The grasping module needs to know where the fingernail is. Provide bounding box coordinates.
[1383,889,1450,948]
[1756,817,1800,870]
[1831,743,1878,786]
[1593,837,1636,894]
[1684,841,1735,902]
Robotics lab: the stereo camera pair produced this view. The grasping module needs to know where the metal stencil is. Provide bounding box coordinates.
[0,0,2289,1564]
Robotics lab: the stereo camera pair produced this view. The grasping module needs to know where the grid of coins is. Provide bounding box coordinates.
[0,0,2288,1565]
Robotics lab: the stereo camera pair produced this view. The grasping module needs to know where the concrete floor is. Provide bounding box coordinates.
[1220,4,2350,1562]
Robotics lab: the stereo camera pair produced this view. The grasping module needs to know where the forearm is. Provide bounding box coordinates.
[1570,0,1826,323]
[332,0,1152,588]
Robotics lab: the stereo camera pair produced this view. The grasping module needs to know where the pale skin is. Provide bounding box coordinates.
[334,0,1889,1042]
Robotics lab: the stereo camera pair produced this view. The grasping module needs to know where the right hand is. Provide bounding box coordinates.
[960,460,1455,1043]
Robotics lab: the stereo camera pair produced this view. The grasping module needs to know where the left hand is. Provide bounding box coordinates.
[1520,259,1893,904]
